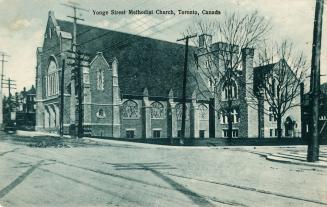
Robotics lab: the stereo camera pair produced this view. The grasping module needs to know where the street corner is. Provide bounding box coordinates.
[265,148,327,168]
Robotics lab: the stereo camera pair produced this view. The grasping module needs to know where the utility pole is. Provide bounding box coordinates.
[307,0,324,162]
[177,34,197,143]
[62,2,88,138]
[67,50,88,138]
[2,78,16,97]
[59,59,65,137]
[0,52,9,130]
[2,78,17,118]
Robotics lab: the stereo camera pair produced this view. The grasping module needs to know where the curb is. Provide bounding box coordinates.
[265,154,327,168]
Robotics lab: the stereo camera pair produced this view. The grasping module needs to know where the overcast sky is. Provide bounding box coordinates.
[0,0,326,93]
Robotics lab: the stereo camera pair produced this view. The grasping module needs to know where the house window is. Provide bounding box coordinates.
[275,129,278,137]
[126,130,135,138]
[151,102,165,119]
[122,100,139,119]
[153,130,161,138]
[97,69,104,90]
[270,129,273,137]
[232,129,238,138]
[199,130,205,138]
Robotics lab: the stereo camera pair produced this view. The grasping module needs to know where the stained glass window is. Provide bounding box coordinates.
[150,102,165,119]
[122,100,139,119]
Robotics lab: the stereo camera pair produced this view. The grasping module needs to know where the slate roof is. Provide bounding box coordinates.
[56,20,212,100]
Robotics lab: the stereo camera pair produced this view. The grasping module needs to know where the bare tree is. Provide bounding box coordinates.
[186,11,271,139]
[255,40,308,139]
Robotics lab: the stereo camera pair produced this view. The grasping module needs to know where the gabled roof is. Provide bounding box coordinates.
[56,19,212,100]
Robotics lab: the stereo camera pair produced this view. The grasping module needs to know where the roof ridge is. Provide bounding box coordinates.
[56,19,191,48]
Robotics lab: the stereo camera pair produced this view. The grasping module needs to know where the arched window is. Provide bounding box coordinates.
[97,69,104,90]
[47,60,59,96]
[122,100,139,119]
[150,102,165,119]
[198,104,209,120]
[222,80,238,100]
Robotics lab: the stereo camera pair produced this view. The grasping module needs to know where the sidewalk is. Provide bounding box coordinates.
[14,130,327,168]
[265,148,327,168]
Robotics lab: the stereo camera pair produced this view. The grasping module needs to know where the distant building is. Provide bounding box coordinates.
[35,11,302,138]
[302,82,327,139]
[15,86,36,130]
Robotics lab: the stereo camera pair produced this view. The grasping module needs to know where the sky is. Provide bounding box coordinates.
[0,0,326,94]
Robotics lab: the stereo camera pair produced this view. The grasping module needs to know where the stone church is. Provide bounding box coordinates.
[35,11,302,139]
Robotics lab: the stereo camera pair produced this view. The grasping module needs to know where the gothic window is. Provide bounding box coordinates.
[97,69,104,90]
[122,100,139,119]
[198,104,209,120]
[96,108,106,118]
[47,60,59,96]
[150,102,165,119]
[222,80,238,101]
[176,103,189,120]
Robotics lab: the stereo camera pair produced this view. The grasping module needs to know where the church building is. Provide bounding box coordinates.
[35,11,302,139]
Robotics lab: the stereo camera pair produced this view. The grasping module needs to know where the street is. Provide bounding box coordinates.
[0,132,327,207]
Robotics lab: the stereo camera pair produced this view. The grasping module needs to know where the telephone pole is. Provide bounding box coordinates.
[0,52,10,130]
[307,0,324,162]
[59,59,65,137]
[177,34,197,143]
[2,78,17,115]
[62,2,88,138]
[67,50,89,138]
[2,78,17,96]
